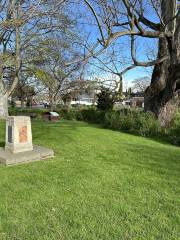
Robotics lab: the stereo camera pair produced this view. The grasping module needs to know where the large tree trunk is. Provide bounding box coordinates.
[144,38,179,126]
[144,0,180,127]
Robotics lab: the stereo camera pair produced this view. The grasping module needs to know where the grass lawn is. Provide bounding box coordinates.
[0,120,179,240]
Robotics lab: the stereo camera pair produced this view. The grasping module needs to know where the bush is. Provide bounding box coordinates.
[168,111,180,145]
[56,108,75,120]
[57,107,106,124]
[97,87,114,111]
[9,107,18,116]
[9,107,47,119]
[133,112,160,137]
[81,109,106,124]
[105,109,160,137]
[59,107,161,139]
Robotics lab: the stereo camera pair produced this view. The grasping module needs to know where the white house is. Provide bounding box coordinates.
[71,91,100,106]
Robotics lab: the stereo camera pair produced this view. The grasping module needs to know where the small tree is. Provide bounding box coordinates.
[97,87,114,110]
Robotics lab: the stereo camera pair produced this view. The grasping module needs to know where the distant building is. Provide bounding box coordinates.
[70,80,101,106]
[123,97,144,108]
[71,90,100,106]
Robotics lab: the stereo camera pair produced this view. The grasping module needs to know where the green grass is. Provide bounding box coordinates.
[0,120,179,240]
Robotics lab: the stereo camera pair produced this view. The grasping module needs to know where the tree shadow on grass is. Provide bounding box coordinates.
[100,125,177,148]
[32,119,178,149]
[58,120,172,146]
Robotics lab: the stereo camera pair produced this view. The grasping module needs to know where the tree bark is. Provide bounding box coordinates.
[0,79,8,118]
[144,0,180,127]
[49,92,57,112]
[51,97,57,111]
[144,50,180,127]
[0,93,8,119]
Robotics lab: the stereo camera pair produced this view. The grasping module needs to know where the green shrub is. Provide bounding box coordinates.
[133,112,160,137]
[59,108,77,120]
[97,87,114,111]
[168,111,180,145]
[9,107,18,116]
[9,107,46,119]
[104,111,132,130]
[81,109,105,123]
[57,107,69,119]
[105,110,160,137]
[104,111,119,129]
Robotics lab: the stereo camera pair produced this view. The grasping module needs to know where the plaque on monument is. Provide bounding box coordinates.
[8,126,12,143]
[19,126,28,143]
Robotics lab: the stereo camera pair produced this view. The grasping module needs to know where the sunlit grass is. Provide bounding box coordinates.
[0,120,179,240]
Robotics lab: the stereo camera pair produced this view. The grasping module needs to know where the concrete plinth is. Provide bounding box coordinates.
[5,116,33,153]
[0,145,54,166]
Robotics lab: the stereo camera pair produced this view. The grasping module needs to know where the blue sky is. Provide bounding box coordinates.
[71,1,160,88]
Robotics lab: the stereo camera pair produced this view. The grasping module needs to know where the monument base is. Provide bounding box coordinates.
[0,145,54,166]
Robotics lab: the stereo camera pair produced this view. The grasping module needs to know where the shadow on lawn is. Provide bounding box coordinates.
[124,143,179,169]
[98,123,176,148]
[53,120,171,147]
[32,119,176,148]
[32,120,81,145]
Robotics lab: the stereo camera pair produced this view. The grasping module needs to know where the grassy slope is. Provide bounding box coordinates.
[0,120,179,240]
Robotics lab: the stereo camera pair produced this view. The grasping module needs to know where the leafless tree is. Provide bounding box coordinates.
[31,31,85,110]
[0,0,67,118]
[132,77,151,92]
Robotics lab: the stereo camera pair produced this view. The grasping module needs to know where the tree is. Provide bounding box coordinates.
[144,1,180,126]
[12,80,36,109]
[97,87,114,110]
[116,79,125,101]
[132,77,150,92]
[83,0,180,126]
[0,0,68,118]
[33,34,83,111]
[0,0,21,118]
